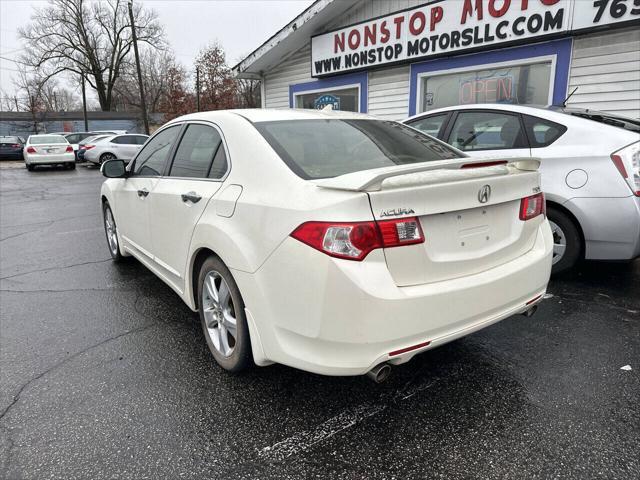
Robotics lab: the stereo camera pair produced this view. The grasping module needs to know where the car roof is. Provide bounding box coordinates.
[170,108,375,125]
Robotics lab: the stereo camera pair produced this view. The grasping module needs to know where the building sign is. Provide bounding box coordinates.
[314,94,341,110]
[311,0,640,77]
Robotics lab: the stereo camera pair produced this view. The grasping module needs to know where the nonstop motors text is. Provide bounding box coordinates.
[314,9,564,75]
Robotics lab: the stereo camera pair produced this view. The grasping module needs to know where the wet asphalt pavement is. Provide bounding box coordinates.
[0,161,638,480]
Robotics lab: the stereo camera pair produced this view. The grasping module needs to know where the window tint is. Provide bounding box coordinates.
[208,143,228,179]
[65,134,80,143]
[406,114,448,139]
[133,126,180,176]
[169,124,223,178]
[119,135,136,144]
[448,111,527,151]
[110,136,123,144]
[522,115,566,147]
[134,135,148,145]
[255,119,462,180]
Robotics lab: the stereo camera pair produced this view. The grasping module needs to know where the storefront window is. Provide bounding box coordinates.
[419,62,552,113]
[294,87,359,112]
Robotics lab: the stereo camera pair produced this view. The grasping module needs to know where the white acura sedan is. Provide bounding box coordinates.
[24,134,76,171]
[100,109,553,381]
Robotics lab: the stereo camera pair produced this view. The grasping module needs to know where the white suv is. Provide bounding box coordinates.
[100,109,552,380]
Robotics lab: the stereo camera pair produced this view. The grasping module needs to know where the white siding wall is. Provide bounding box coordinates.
[368,66,411,120]
[264,0,418,116]
[264,44,312,109]
[567,27,640,119]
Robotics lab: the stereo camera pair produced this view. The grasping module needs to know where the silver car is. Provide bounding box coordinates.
[84,133,149,165]
[404,104,640,274]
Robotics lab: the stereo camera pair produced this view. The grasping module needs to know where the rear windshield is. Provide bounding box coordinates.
[0,137,20,143]
[30,135,68,145]
[255,119,463,179]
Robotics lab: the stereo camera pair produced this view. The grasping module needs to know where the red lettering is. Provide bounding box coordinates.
[461,0,484,23]
[348,29,361,50]
[393,16,405,39]
[430,6,443,31]
[334,32,345,54]
[409,11,426,36]
[364,24,377,46]
[489,0,510,17]
[540,0,560,4]
[521,0,528,8]
[485,78,497,101]
[380,20,391,43]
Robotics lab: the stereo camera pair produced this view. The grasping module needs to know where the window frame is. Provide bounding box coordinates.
[128,124,183,178]
[442,109,531,152]
[162,120,231,182]
[289,71,368,113]
[405,112,453,140]
[521,114,567,148]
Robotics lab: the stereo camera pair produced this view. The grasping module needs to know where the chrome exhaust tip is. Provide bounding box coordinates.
[522,305,538,317]
[366,363,392,383]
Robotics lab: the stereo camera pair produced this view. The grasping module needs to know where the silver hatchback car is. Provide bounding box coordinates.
[404,105,640,274]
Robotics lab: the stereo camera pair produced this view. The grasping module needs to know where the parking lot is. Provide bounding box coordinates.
[0,161,638,479]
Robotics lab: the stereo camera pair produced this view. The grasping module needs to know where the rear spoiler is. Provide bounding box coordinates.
[314,157,540,192]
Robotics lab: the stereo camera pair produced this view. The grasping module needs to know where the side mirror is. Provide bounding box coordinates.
[101,159,127,178]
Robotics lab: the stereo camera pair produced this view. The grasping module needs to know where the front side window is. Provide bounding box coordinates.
[419,61,552,113]
[133,126,180,176]
[447,111,527,151]
[406,114,448,139]
[522,115,566,148]
[169,124,223,179]
[255,119,462,180]
[294,87,359,112]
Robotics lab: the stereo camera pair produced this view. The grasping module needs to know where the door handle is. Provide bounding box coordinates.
[137,188,149,198]
[181,191,202,204]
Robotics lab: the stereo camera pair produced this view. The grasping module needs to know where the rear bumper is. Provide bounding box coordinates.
[0,151,24,160]
[233,220,553,376]
[567,196,640,260]
[25,153,75,165]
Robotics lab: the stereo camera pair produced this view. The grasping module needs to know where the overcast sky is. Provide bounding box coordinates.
[0,0,314,101]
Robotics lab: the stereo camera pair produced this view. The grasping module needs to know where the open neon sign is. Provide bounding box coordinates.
[459,75,514,104]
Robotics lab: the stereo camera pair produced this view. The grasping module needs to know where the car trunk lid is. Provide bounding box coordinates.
[315,158,543,286]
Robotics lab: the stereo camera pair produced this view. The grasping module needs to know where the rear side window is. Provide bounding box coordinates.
[255,119,462,180]
[110,136,124,144]
[523,115,567,147]
[65,134,80,143]
[447,111,527,151]
[133,126,180,176]
[170,124,224,179]
[406,113,448,139]
[134,135,148,145]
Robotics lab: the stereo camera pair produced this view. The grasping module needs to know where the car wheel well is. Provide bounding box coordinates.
[546,201,585,259]
[191,248,221,307]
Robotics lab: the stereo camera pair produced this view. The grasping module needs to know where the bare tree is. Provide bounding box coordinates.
[12,67,47,133]
[235,78,261,108]
[112,49,177,113]
[194,43,237,111]
[19,0,164,111]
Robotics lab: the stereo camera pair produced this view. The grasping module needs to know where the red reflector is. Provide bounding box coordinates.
[610,154,628,179]
[389,341,431,357]
[526,294,543,305]
[65,146,73,153]
[519,192,545,221]
[26,146,36,153]
[461,160,508,169]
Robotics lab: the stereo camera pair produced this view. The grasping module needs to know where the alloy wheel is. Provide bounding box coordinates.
[104,207,119,256]
[549,220,566,266]
[202,271,237,358]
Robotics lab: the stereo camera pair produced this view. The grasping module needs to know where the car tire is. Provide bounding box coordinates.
[99,153,116,165]
[547,207,581,275]
[197,256,253,372]
[68,163,76,170]
[102,202,123,262]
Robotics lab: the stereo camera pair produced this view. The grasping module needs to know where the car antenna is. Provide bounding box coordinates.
[561,87,578,107]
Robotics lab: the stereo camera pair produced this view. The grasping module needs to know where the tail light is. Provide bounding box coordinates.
[611,142,640,196]
[83,145,95,150]
[11,144,21,148]
[291,217,424,261]
[65,146,73,153]
[26,146,36,153]
[519,192,545,221]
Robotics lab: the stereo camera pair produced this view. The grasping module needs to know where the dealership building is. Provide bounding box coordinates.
[234,0,640,120]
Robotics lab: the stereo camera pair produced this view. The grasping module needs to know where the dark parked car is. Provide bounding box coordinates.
[0,136,24,160]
